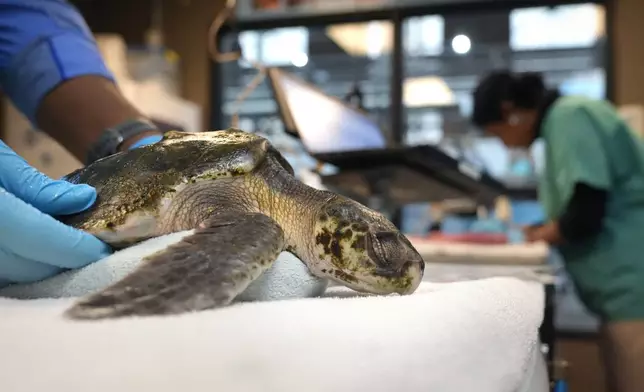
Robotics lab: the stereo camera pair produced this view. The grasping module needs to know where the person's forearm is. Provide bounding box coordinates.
[36,75,161,160]
[0,0,162,161]
[557,183,608,243]
[524,183,607,245]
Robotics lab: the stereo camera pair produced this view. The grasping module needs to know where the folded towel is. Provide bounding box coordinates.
[0,231,328,301]
[410,239,550,266]
[0,277,547,392]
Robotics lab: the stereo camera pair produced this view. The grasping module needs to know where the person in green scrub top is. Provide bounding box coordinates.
[471,70,644,392]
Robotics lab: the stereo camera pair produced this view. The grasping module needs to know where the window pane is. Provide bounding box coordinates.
[404,15,444,57]
[510,4,605,51]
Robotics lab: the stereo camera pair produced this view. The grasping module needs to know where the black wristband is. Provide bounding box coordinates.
[86,119,159,165]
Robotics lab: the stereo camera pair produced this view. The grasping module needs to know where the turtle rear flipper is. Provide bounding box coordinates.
[65,213,285,320]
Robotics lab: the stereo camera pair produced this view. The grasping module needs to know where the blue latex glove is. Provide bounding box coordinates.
[128,134,163,150]
[0,140,112,287]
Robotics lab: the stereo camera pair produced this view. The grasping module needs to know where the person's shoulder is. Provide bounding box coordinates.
[541,96,621,143]
[547,95,622,129]
[551,95,614,117]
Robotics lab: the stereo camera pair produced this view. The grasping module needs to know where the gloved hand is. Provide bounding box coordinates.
[0,140,111,286]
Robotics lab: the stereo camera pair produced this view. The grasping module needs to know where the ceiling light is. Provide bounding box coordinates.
[291,52,308,67]
[325,22,393,57]
[451,34,471,54]
[403,76,456,108]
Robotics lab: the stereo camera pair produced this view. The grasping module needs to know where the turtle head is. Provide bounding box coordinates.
[311,198,424,295]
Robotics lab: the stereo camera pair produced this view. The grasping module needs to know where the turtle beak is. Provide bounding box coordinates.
[396,259,424,295]
[372,258,424,295]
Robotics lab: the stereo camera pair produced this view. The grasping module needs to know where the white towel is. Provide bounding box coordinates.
[0,231,329,301]
[0,277,546,392]
[410,239,550,266]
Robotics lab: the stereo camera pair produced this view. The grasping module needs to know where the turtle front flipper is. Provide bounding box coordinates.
[65,213,285,320]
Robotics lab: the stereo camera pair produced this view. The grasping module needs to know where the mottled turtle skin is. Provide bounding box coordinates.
[60,129,425,320]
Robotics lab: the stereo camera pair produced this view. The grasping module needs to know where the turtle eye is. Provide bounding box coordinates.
[368,232,398,267]
[370,232,414,270]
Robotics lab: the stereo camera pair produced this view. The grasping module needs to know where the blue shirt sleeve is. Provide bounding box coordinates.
[0,0,115,126]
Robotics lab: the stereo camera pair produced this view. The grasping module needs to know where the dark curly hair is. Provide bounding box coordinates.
[471,70,554,127]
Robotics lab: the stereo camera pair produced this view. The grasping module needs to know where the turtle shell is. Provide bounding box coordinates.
[59,129,294,243]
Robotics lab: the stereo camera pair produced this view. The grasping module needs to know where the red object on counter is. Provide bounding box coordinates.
[408,233,509,244]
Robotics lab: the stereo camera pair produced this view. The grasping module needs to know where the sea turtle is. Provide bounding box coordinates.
[59,128,425,320]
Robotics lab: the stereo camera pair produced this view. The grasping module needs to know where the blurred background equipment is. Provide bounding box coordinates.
[265,66,514,222]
